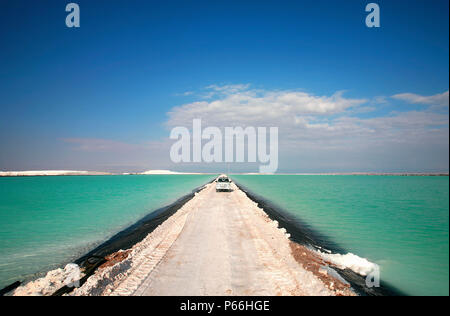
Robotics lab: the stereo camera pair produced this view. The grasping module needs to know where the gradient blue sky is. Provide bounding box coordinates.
[0,0,448,173]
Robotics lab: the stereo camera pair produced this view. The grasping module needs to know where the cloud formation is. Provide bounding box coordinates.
[168,86,367,127]
[392,90,449,107]
[166,85,449,172]
[61,85,449,172]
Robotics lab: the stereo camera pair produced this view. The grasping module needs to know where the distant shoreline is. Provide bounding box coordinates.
[0,170,210,177]
[239,173,449,176]
[1,171,448,177]
[0,171,113,177]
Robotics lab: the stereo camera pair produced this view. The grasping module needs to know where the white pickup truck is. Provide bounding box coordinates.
[216,176,232,192]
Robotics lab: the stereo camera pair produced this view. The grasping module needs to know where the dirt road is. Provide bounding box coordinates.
[125,182,332,296]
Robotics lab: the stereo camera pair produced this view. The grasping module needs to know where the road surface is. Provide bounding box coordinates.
[108,181,333,296]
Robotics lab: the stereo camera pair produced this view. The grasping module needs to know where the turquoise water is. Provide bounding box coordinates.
[232,175,449,296]
[0,175,214,289]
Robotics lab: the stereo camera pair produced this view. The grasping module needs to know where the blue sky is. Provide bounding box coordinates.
[0,0,448,173]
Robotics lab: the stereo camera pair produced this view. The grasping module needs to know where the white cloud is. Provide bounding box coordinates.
[391,90,449,107]
[205,84,251,94]
[167,85,366,127]
[62,85,449,172]
[165,85,449,172]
